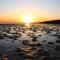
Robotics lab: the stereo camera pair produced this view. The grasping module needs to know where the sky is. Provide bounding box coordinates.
[0,0,60,23]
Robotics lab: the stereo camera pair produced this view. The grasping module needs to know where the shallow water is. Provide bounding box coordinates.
[0,24,60,58]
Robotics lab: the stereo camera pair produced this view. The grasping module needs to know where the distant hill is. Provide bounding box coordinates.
[40,20,60,24]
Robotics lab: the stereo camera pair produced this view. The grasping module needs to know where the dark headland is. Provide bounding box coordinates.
[40,19,60,24]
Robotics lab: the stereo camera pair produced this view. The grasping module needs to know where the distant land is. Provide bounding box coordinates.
[31,19,60,24]
[40,19,60,24]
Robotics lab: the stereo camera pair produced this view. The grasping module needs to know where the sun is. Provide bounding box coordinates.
[23,16,32,23]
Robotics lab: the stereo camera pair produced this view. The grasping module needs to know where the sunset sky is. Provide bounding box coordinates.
[0,0,60,23]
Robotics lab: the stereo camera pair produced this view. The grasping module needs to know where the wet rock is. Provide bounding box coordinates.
[38,35,42,36]
[2,55,8,60]
[55,45,60,51]
[11,40,15,42]
[32,37,37,42]
[55,40,60,43]
[8,36,13,39]
[29,43,41,46]
[37,48,44,52]
[43,40,46,42]
[36,43,41,46]
[22,40,30,45]
[6,40,10,41]
[47,42,54,45]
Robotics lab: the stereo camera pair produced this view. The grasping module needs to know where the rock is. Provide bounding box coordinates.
[55,40,60,43]
[55,45,60,51]
[38,35,42,36]
[32,37,37,42]
[22,40,30,45]
[43,40,46,42]
[47,42,54,45]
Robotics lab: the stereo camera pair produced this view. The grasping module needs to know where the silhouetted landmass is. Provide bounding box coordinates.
[40,19,60,24]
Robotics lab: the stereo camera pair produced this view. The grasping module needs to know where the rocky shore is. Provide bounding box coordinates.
[0,24,60,60]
